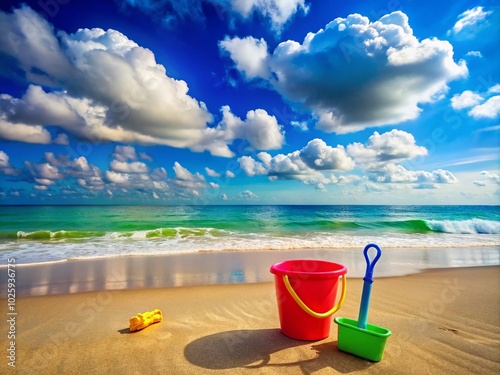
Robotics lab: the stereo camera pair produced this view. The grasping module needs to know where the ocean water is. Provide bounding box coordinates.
[0,205,499,265]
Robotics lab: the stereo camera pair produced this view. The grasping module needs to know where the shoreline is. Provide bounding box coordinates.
[3,266,499,374]
[0,246,499,297]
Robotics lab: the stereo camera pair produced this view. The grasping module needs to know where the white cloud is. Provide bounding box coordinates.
[290,121,308,131]
[105,170,131,185]
[239,155,269,177]
[299,139,354,171]
[53,133,69,145]
[226,170,235,178]
[151,167,168,180]
[239,138,354,182]
[173,162,205,182]
[465,51,482,58]
[77,176,105,190]
[369,164,458,184]
[219,36,269,79]
[139,152,153,162]
[468,96,500,119]
[239,189,258,199]
[118,0,309,33]
[195,105,285,157]
[231,0,309,32]
[238,129,456,190]
[172,162,207,190]
[304,173,360,191]
[0,6,229,152]
[205,167,221,177]
[0,151,19,176]
[347,129,427,167]
[474,180,487,187]
[113,145,138,162]
[34,178,56,186]
[0,7,289,157]
[0,114,52,144]
[221,11,467,133]
[452,84,500,119]
[448,6,492,36]
[489,84,500,94]
[110,160,149,174]
[451,90,483,109]
[480,171,500,184]
[25,161,63,181]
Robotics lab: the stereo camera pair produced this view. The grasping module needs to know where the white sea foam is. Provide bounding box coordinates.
[427,219,500,234]
[2,230,499,265]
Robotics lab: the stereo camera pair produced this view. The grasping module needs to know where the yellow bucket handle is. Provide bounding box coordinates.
[283,274,346,319]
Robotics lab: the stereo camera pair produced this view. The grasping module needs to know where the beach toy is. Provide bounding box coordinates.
[270,259,347,340]
[334,244,391,362]
[129,309,163,332]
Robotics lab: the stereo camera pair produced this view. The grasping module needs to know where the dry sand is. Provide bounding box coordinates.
[1,262,499,374]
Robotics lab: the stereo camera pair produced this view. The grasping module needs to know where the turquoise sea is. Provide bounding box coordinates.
[0,205,499,265]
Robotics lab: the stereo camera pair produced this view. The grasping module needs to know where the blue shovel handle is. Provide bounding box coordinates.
[358,243,382,329]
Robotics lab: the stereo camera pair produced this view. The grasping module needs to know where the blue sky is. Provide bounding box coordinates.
[0,0,499,205]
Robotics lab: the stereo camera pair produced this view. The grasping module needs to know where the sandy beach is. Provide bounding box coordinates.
[1,250,499,375]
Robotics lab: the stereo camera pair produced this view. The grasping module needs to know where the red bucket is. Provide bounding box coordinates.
[270,260,347,340]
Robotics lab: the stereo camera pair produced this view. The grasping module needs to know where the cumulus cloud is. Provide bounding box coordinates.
[0,150,19,176]
[118,0,309,33]
[220,11,467,133]
[172,162,206,190]
[450,90,483,109]
[34,178,56,186]
[0,6,290,156]
[139,152,154,162]
[290,121,308,131]
[368,164,458,184]
[489,84,500,94]
[0,113,52,144]
[110,160,149,174]
[113,145,139,162]
[239,138,354,182]
[22,152,106,191]
[106,170,130,184]
[54,133,70,145]
[205,167,221,177]
[468,96,500,119]
[226,170,235,178]
[299,139,355,171]
[238,129,457,190]
[194,105,285,157]
[448,6,492,37]
[480,171,500,184]
[219,36,269,79]
[25,161,63,181]
[347,129,427,168]
[0,6,216,150]
[451,84,500,119]
[239,189,258,199]
[465,51,482,58]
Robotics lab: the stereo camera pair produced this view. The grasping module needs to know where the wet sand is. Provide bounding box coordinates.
[0,251,498,374]
[1,246,498,297]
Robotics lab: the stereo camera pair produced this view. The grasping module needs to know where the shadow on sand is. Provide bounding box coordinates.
[184,329,374,373]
